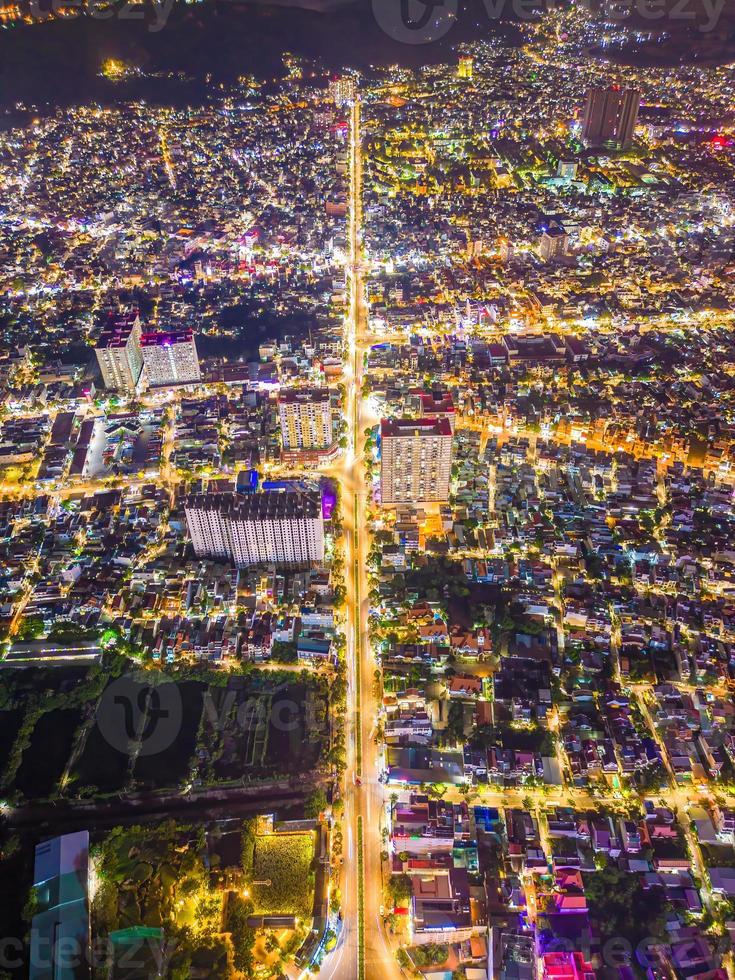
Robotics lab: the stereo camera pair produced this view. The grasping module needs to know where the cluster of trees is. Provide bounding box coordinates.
[223,893,255,975]
[323,682,347,779]
[270,640,298,664]
[241,818,256,878]
[386,873,412,906]
[48,620,100,643]
[304,788,328,819]
[436,699,468,747]
[404,557,472,606]
[581,866,668,949]
[410,944,450,967]
[16,615,44,641]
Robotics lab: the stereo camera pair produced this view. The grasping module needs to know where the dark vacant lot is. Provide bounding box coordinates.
[0,708,24,776]
[200,678,326,784]
[0,669,327,798]
[14,708,82,799]
[71,719,133,795]
[133,680,206,790]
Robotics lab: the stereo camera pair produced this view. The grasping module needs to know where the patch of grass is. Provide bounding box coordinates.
[358,815,365,980]
[355,547,363,777]
[251,832,315,919]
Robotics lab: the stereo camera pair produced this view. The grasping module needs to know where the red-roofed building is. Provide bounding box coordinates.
[542,950,596,980]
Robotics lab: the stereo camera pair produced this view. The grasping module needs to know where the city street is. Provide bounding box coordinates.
[319,95,403,980]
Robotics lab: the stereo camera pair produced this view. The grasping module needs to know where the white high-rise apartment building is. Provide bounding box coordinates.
[140,330,201,388]
[380,418,453,506]
[185,490,324,568]
[278,388,333,451]
[95,313,143,393]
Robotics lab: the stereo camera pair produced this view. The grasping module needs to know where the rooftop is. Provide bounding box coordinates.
[97,312,140,349]
[278,387,331,405]
[185,489,321,522]
[381,417,453,438]
[140,330,195,348]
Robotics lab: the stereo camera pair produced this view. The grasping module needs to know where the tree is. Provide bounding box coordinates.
[583,865,667,948]
[330,887,341,915]
[241,819,256,877]
[387,873,412,906]
[445,700,467,744]
[459,782,479,805]
[396,949,410,969]
[304,788,328,819]
[593,851,609,870]
[22,887,40,924]
[271,641,298,664]
[16,616,44,641]
[223,893,255,974]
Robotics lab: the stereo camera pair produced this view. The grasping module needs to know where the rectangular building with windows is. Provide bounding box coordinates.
[185,490,324,567]
[140,330,201,388]
[30,831,90,980]
[582,86,641,150]
[329,76,355,106]
[95,313,143,393]
[380,418,453,507]
[278,388,333,451]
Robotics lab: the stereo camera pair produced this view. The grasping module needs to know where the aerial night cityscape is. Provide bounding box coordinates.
[0,0,734,978]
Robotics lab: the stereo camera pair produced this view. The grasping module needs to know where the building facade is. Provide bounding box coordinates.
[420,390,456,432]
[278,388,333,451]
[457,55,474,79]
[95,313,143,393]
[140,330,201,387]
[582,86,641,149]
[30,831,90,980]
[185,490,324,567]
[380,418,453,506]
[540,228,569,262]
[329,76,355,106]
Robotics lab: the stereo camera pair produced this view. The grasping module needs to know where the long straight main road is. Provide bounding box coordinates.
[319,94,403,980]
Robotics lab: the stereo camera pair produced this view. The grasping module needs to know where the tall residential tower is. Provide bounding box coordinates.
[278,388,333,452]
[140,330,201,387]
[185,490,324,567]
[380,418,453,507]
[95,313,143,393]
[582,86,641,150]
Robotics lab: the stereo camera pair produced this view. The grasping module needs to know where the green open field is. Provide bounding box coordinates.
[251,832,315,920]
